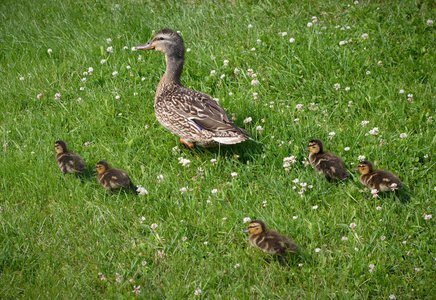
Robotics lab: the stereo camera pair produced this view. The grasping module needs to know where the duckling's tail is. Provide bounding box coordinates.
[130,182,139,195]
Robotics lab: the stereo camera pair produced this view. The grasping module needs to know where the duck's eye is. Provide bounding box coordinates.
[158,37,164,40]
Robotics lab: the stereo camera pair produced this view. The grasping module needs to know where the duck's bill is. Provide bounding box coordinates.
[92,168,97,172]
[352,168,358,171]
[304,147,309,151]
[242,229,249,233]
[135,42,154,50]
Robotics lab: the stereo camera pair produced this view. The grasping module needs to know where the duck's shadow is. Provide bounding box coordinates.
[186,139,264,163]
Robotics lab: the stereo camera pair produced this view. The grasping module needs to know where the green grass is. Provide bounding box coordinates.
[1,0,435,298]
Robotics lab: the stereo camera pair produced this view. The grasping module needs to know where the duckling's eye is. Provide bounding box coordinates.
[158,37,164,40]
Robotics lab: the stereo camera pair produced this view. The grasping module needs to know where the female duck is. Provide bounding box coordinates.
[93,161,138,194]
[305,139,348,181]
[243,219,299,260]
[53,140,86,175]
[135,28,251,148]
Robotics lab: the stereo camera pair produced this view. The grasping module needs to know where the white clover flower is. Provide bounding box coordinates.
[211,189,218,194]
[210,70,216,76]
[427,19,434,26]
[100,59,107,64]
[362,33,369,39]
[88,67,94,73]
[106,46,113,54]
[293,216,298,220]
[136,186,148,195]
[424,213,432,220]
[243,217,251,223]
[399,89,405,94]
[233,68,240,75]
[248,24,253,29]
[312,205,318,210]
[281,32,287,36]
[223,60,229,66]
[334,83,340,90]
[251,79,259,86]
[256,125,263,132]
[194,289,202,296]
[369,127,379,135]
[339,41,346,46]
[106,38,112,44]
[179,187,188,194]
[178,157,191,167]
[231,172,238,178]
[345,87,351,91]
[344,147,350,151]
[54,93,61,100]
[210,158,217,165]
[389,295,396,300]
[400,133,407,138]
[315,248,321,252]
[361,120,370,127]
[243,117,252,123]
[366,70,371,75]
[256,39,261,44]
[220,74,225,79]
[296,104,303,111]
[342,236,348,241]
[289,38,295,43]
[307,22,313,27]
[349,222,357,229]
[329,132,336,138]
[150,223,158,229]
[47,49,53,54]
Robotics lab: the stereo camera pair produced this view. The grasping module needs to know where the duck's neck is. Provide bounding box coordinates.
[160,54,184,86]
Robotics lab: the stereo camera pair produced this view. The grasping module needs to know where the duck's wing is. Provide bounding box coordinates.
[171,87,250,135]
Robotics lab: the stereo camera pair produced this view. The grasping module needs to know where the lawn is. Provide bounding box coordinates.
[0,0,435,298]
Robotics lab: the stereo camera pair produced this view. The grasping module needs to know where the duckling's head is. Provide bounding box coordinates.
[353,161,373,174]
[305,139,323,154]
[243,220,266,235]
[93,160,110,174]
[135,28,185,58]
[53,140,68,153]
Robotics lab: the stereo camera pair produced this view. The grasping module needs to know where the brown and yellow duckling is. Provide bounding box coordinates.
[53,140,86,175]
[93,160,138,194]
[134,28,252,148]
[305,139,348,181]
[243,220,299,261]
[354,160,403,193]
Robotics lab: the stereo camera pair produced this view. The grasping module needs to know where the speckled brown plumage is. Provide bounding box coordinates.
[305,139,348,181]
[135,28,252,148]
[243,220,299,259]
[53,140,86,175]
[93,161,137,194]
[354,161,403,192]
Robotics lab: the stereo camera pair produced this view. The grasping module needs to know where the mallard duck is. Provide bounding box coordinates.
[353,160,403,193]
[243,220,299,261]
[53,140,86,175]
[305,139,348,181]
[134,28,252,148]
[93,160,138,194]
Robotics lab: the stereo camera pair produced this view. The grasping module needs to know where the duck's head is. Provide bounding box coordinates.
[243,220,266,235]
[353,161,373,174]
[53,140,68,153]
[93,160,110,174]
[305,139,323,154]
[135,28,185,58]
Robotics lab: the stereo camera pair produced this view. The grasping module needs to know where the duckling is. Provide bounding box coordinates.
[134,28,252,148]
[243,220,299,261]
[53,140,86,175]
[93,160,138,194]
[353,160,403,193]
[305,139,348,181]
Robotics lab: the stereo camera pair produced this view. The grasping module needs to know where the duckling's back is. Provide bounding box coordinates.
[249,230,299,255]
